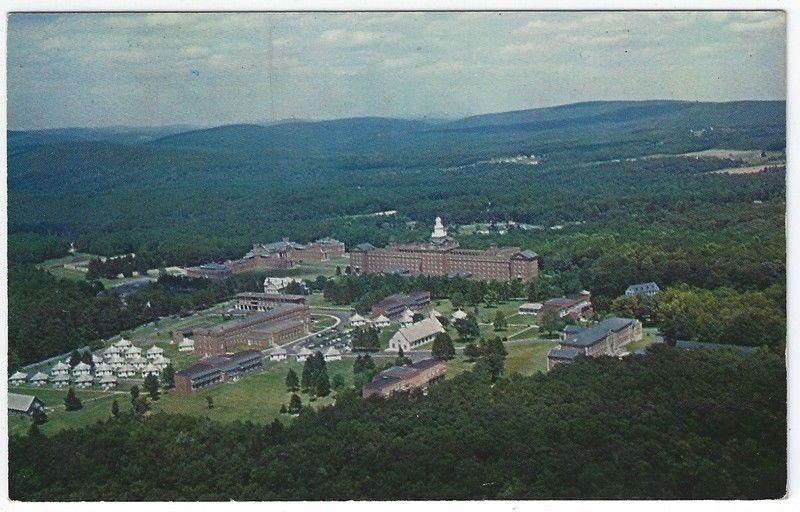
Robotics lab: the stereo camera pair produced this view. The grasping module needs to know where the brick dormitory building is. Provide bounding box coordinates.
[172,303,311,357]
[350,217,539,282]
[361,358,446,398]
[174,349,262,395]
[185,237,345,279]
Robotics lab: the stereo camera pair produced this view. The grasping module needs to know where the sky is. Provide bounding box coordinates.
[6,11,786,130]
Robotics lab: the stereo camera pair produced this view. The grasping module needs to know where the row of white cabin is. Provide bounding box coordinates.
[10,370,120,390]
[265,345,342,363]
[350,308,467,329]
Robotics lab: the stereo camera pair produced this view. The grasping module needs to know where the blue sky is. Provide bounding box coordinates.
[7,11,786,130]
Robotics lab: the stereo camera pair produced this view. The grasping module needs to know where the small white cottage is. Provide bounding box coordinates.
[349,313,367,327]
[178,338,195,352]
[117,364,137,378]
[94,362,113,377]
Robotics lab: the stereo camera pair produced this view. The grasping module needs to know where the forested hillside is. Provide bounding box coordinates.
[7,100,786,367]
[9,346,786,500]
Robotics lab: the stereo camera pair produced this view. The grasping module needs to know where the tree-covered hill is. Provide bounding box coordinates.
[8,346,785,500]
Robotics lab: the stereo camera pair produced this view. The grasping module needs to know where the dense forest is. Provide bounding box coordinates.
[9,346,786,500]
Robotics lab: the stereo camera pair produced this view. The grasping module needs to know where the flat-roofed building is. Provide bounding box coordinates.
[518,303,542,315]
[234,292,307,312]
[362,358,446,398]
[174,349,262,395]
[350,218,538,283]
[538,292,593,321]
[370,291,431,318]
[193,303,310,356]
[547,317,642,370]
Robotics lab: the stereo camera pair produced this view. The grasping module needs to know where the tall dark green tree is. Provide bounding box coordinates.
[285,368,299,392]
[288,393,302,413]
[64,387,82,411]
[431,331,456,360]
[144,374,160,400]
[161,364,175,389]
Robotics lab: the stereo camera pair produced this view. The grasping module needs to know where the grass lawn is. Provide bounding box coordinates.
[378,324,401,349]
[624,329,658,354]
[310,315,337,332]
[9,359,362,436]
[504,343,560,376]
[8,385,123,437]
[307,292,345,309]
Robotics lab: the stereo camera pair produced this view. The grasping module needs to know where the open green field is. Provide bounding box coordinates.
[445,340,558,380]
[8,358,366,436]
[37,252,164,288]
[428,298,539,343]
[310,314,338,332]
[624,329,658,354]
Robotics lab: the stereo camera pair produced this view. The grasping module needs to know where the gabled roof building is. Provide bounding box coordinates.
[388,316,445,352]
[625,282,661,297]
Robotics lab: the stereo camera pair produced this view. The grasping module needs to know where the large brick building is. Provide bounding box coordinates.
[538,292,593,321]
[546,317,643,371]
[350,217,539,282]
[361,358,446,398]
[190,304,310,356]
[246,237,345,264]
[174,349,262,395]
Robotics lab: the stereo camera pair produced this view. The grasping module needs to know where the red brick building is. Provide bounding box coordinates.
[174,350,262,395]
[192,304,310,356]
[350,219,539,282]
[361,358,446,398]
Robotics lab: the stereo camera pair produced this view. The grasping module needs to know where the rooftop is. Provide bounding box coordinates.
[8,393,39,412]
[562,317,637,348]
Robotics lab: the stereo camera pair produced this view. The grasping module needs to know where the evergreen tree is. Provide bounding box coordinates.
[493,310,507,331]
[285,368,299,392]
[64,387,82,411]
[454,315,480,340]
[80,350,94,368]
[130,385,140,408]
[332,373,345,390]
[162,364,176,389]
[463,342,481,361]
[315,368,331,397]
[288,393,302,413]
[111,399,120,418]
[431,331,456,360]
[206,396,214,409]
[280,404,287,414]
[68,350,82,368]
[144,373,160,400]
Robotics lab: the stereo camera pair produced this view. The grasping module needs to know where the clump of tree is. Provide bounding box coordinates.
[301,352,330,397]
[431,332,456,360]
[161,364,175,389]
[453,314,480,340]
[64,387,82,411]
[285,368,299,392]
[352,326,380,352]
[353,354,378,388]
[144,374,160,401]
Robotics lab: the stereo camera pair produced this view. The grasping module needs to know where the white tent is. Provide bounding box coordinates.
[323,346,342,362]
[450,309,468,322]
[373,315,391,328]
[99,374,118,389]
[30,372,49,387]
[268,346,287,361]
[95,362,113,376]
[114,338,132,350]
[125,346,143,358]
[75,373,93,388]
[146,345,164,360]
[142,363,160,378]
[349,313,367,326]
[52,374,70,388]
[295,347,313,362]
[72,362,92,376]
[51,361,70,376]
[9,371,27,385]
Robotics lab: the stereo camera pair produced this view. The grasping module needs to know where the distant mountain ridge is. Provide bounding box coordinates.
[8,100,785,155]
